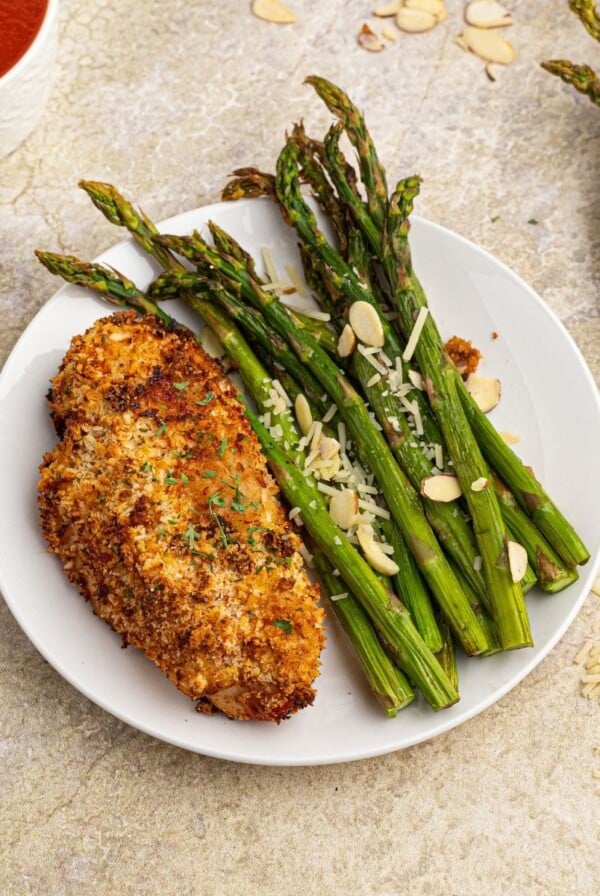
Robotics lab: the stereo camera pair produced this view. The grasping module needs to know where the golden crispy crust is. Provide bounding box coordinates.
[38,312,325,721]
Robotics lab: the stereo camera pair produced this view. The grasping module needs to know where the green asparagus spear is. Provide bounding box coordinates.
[305,75,389,230]
[491,473,579,593]
[541,60,600,106]
[383,185,532,650]
[311,547,415,716]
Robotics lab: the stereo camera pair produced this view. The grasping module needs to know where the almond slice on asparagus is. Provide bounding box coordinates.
[252,0,296,24]
[465,0,514,28]
[337,322,357,358]
[348,301,385,348]
[357,524,400,576]
[294,393,313,436]
[329,489,360,530]
[459,25,516,64]
[507,540,528,583]
[396,7,437,32]
[471,477,489,492]
[421,474,463,502]
[465,373,501,413]
[319,435,341,461]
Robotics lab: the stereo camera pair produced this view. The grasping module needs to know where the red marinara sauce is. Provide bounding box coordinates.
[0,0,48,78]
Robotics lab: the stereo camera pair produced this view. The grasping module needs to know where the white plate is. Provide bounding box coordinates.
[1,199,599,766]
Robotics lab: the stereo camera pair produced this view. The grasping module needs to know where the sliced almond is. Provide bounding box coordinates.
[329,489,360,530]
[460,26,516,64]
[373,1,400,15]
[465,373,501,413]
[294,393,313,437]
[471,477,489,492]
[499,430,520,445]
[251,0,296,24]
[396,7,437,32]
[357,23,386,52]
[421,474,462,502]
[337,323,357,358]
[407,369,423,390]
[507,540,528,583]
[319,436,340,461]
[465,1,514,29]
[357,524,400,576]
[382,26,399,41]
[405,0,447,21]
[348,301,385,348]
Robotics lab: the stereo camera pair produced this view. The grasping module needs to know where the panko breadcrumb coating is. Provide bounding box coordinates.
[38,311,325,721]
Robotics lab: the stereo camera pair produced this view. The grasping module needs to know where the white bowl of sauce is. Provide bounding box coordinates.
[0,0,60,157]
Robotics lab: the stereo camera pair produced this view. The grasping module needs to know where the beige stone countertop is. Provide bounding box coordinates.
[1,2,599,893]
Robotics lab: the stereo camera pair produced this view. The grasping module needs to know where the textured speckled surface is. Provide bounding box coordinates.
[1,2,599,893]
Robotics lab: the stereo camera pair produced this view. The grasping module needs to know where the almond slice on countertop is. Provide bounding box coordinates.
[507,540,528,583]
[348,301,385,348]
[373,1,400,16]
[465,373,501,413]
[421,474,462,502]
[357,524,400,576]
[459,26,516,64]
[357,23,387,51]
[405,0,447,22]
[294,393,313,437]
[396,7,437,32]
[251,0,296,24]
[471,477,489,492]
[465,0,514,28]
[337,323,357,358]
[329,489,360,530]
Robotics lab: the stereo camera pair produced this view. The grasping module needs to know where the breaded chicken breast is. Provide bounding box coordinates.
[38,311,325,721]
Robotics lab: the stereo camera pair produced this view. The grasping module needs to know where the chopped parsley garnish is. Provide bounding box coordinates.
[208,492,228,547]
[180,473,190,484]
[528,218,539,225]
[217,438,228,457]
[139,462,154,473]
[164,472,178,485]
[155,422,168,437]
[196,390,215,406]
[173,382,188,392]
[182,524,202,551]
[202,470,217,479]
[273,619,292,634]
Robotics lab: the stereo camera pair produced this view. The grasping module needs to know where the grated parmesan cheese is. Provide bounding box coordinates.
[402,307,429,362]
